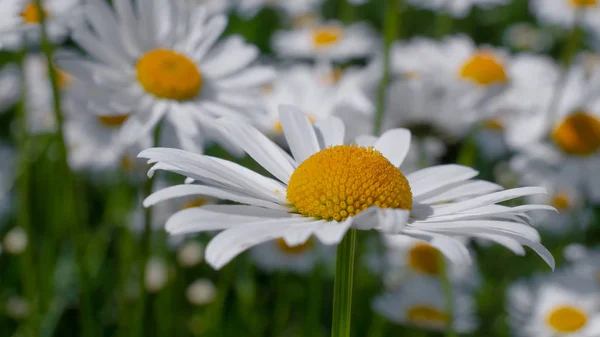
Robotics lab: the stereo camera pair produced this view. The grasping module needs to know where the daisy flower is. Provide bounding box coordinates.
[386,35,511,141]
[255,63,373,138]
[373,235,481,290]
[530,0,600,30]
[59,0,275,154]
[0,0,82,49]
[0,65,21,113]
[507,65,600,204]
[406,0,510,18]
[235,0,323,19]
[139,106,555,270]
[272,20,378,62]
[249,237,334,274]
[507,270,600,337]
[373,277,478,333]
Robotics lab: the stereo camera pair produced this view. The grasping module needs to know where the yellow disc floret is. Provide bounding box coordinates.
[312,26,343,48]
[275,238,314,255]
[136,49,202,101]
[459,51,508,86]
[570,0,596,7]
[408,243,442,276]
[407,306,448,327]
[21,4,46,23]
[547,306,587,333]
[97,114,129,128]
[286,145,412,222]
[552,111,600,156]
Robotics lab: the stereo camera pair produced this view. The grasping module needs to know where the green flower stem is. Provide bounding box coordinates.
[340,0,357,24]
[374,0,400,136]
[306,265,323,337]
[15,50,40,337]
[441,259,457,337]
[435,11,453,39]
[34,2,95,337]
[135,124,162,337]
[331,229,357,337]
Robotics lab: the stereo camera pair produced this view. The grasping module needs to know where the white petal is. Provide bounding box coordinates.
[314,218,354,245]
[374,128,411,167]
[279,105,321,164]
[416,180,503,204]
[205,218,323,269]
[408,165,479,198]
[315,116,345,148]
[355,135,377,147]
[375,208,410,234]
[402,229,472,265]
[474,234,526,255]
[429,187,548,216]
[144,184,288,210]
[217,117,296,183]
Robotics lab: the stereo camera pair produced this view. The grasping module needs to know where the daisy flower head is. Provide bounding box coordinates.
[0,0,82,49]
[256,63,373,139]
[507,65,600,203]
[249,236,334,274]
[507,270,600,337]
[235,0,323,19]
[530,0,600,30]
[406,0,510,18]
[59,0,275,154]
[373,277,478,333]
[375,235,481,290]
[272,20,378,62]
[0,65,21,113]
[139,105,556,270]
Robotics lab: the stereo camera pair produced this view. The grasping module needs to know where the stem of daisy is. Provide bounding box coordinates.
[441,259,457,337]
[135,123,162,337]
[374,0,400,136]
[340,0,357,24]
[331,229,357,337]
[34,3,95,337]
[306,264,323,337]
[435,11,453,39]
[15,49,41,337]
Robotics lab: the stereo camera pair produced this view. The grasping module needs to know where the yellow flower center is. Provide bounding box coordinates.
[21,4,47,23]
[275,237,313,255]
[286,145,412,222]
[56,69,72,89]
[408,243,442,276]
[322,68,344,85]
[97,115,130,128]
[181,198,209,210]
[550,193,571,211]
[547,306,587,333]
[312,27,343,48]
[459,52,508,86]
[136,49,202,101]
[552,111,600,156]
[570,0,596,7]
[483,119,504,131]
[120,155,135,171]
[407,306,448,327]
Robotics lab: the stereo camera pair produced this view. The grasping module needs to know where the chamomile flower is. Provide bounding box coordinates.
[140,106,555,270]
[249,237,334,274]
[375,235,481,289]
[373,277,478,332]
[0,0,82,49]
[530,0,600,30]
[256,64,373,137]
[272,20,378,62]
[235,0,323,19]
[507,65,600,204]
[406,0,510,18]
[59,0,275,154]
[507,270,600,337]
[0,65,20,112]
[386,35,511,141]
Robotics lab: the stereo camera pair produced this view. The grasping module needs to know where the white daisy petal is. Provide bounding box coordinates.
[409,165,479,198]
[374,128,411,168]
[313,218,354,245]
[279,105,321,164]
[315,116,345,148]
[416,180,503,204]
